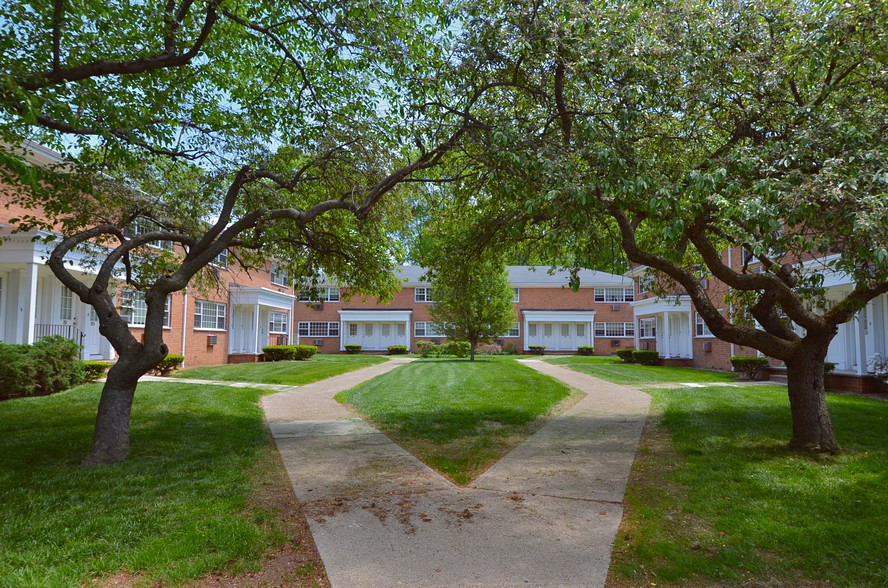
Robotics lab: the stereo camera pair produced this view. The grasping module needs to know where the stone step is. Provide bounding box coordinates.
[769,374,788,384]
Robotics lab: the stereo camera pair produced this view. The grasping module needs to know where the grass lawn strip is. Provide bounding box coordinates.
[336,358,581,485]
[0,382,328,587]
[544,358,886,587]
[175,353,387,385]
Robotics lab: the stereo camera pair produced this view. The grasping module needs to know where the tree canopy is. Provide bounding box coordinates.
[446,0,888,451]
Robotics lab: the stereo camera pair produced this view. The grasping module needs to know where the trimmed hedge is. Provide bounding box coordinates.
[344,344,363,354]
[577,346,595,356]
[528,345,546,355]
[824,362,836,374]
[416,340,471,358]
[615,348,635,363]
[262,345,318,361]
[82,361,113,382]
[149,354,185,376]
[387,345,408,355]
[730,355,769,380]
[0,336,84,400]
[632,350,660,366]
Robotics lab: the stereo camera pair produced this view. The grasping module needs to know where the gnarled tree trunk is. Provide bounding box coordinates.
[784,341,839,453]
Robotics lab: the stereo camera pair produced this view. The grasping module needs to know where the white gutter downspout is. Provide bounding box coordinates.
[180,292,188,368]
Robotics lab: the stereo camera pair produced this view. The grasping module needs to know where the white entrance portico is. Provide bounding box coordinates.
[229,285,295,357]
[631,295,693,359]
[338,309,411,351]
[522,310,595,352]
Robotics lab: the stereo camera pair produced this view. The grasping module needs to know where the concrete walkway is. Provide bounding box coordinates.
[262,358,651,588]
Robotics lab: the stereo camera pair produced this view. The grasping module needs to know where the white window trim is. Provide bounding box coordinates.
[271,263,289,287]
[500,322,520,338]
[269,311,289,334]
[639,318,657,339]
[415,287,435,303]
[121,290,171,328]
[593,322,636,338]
[297,321,340,337]
[695,313,715,338]
[414,321,445,337]
[512,288,520,303]
[194,300,226,331]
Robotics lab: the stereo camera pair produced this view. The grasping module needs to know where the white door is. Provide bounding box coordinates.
[82,306,103,358]
[363,322,377,349]
[379,322,397,349]
[541,323,555,348]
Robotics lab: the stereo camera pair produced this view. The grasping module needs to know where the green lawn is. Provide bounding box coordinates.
[545,355,738,385]
[336,358,578,484]
[0,382,287,586]
[546,360,888,586]
[175,353,388,385]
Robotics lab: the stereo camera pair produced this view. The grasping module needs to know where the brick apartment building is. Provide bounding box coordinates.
[627,248,888,392]
[292,265,636,354]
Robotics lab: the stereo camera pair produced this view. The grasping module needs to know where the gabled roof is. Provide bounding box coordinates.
[394,265,631,288]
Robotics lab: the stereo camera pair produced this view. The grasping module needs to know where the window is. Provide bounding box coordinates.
[121,290,171,327]
[638,275,654,294]
[594,288,635,303]
[381,324,391,337]
[414,321,445,337]
[194,300,226,330]
[60,288,73,320]
[211,249,229,268]
[695,313,714,337]
[512,288,520,303]
[639,318,656,339]
[576,323,585,337]
[544,324,552,337]
[594,322,635,337]
[561,324,570,337]
[528,323,537,337]
[126,218,173,251]
[500,322,519,337]
[269,311,288,334]
[363,323,373,337]
[349,323,358,337]
[415,287,435,302]
[271,263,289,287]
[297,287,340,302]
[397,323,406,337]
[297,321,339,337]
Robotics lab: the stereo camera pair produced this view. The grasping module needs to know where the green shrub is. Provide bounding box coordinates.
[730,356,770,380]
[502,343,519,355]
[577,346,595,356]
[262,346,291,361]
[387,345,408,355]
[262,345,317,361]
[416,340,439,358]
[82,361,112,382]
[632,350,660,366]
[0,336,84,399]
[824,361,837,374]
[616,348,635,363]
[344,344,363,354]
[149,354,185,376]
[442,341,471,358]
[528,345,546,355]
[291,345,317,360]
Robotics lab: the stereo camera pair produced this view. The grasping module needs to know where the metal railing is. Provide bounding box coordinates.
[34,323,86,348]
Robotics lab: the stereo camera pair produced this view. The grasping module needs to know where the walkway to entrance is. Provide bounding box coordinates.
[262,357,651,588]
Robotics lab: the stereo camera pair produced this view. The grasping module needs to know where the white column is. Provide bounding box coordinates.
[405,319,411,350]
[664,312,672,358]
[17,262,39,344]
[523,316,530,351]
[688,312,695,359]
[252,304,261,354]
[633,317,639,351]
[855,307,867,375]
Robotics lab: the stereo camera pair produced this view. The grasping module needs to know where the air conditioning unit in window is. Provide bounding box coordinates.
[610,304,621,311]
[702,341,713,352]
[700,278,709,290]
[611,339,621,347]
[313,339,324,346]
[313,303,324,310]
[207,335,218,346]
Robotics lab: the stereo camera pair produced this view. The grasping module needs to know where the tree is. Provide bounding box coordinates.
[426,255,516,361]
[0,0,473,465]
[450,0,888,451]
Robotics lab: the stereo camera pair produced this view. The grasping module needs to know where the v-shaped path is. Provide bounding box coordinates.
[262,358,650,588]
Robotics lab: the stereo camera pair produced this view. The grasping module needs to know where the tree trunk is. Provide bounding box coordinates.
[784,343,840,453]
[81,362,143,465]
[470,341,476,362]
